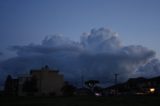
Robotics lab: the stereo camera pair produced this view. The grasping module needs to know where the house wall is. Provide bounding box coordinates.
[31,70,64,96]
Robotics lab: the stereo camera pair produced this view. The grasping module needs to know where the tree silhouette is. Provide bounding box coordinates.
[22,77,37,96]
[4,75,18,96]
[61,82,76,96]
[85,80,99,92]
[4,75,13,95]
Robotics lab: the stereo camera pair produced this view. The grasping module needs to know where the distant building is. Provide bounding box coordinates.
[30,65,64,96]
[75,87,92,96]
[4,65,65,96]
[104,76,160,95]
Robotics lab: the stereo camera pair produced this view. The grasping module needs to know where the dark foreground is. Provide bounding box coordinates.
[0,96,160,106]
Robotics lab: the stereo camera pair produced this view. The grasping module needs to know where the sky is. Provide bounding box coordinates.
[0,0,160,87]
[0,0,160,59]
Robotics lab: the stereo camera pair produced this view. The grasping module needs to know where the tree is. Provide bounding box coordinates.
[4,75,18,96]
[85,80,99,92]
[22,77,37,96]
[61,82,76,96]
[4,75,13,95]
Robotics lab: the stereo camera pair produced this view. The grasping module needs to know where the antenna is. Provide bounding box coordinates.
[114,73,119,95]
[114,73,119,85]
[81,70,84,88]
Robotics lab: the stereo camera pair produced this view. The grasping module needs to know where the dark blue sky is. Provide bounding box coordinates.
[0,0,160,59]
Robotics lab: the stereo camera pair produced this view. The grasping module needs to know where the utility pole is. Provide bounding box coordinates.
[81,70,84,88]
[114,73,118,85]
[114,73,119,95]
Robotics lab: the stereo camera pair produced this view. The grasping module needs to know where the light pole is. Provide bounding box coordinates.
[114,73,119,85]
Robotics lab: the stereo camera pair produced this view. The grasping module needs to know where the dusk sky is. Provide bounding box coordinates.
[1,0,160,86]
[0,0,160,59]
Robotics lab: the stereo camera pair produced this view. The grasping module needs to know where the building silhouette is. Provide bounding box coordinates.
[4,75,18,96]
[4,65,65,96]
[104,76,160,95]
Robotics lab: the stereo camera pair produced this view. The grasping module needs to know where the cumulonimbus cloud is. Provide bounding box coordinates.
[136,59,160,78]
[0,28,157,86]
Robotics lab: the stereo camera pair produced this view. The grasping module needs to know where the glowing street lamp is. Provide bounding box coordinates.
[149,88,155,93]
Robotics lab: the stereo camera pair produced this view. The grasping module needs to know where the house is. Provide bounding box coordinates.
[30,65,64,96]
[105,76,160,95]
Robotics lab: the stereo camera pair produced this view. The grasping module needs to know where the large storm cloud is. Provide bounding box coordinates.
[0,28,158,86]
[136,58,160,78]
